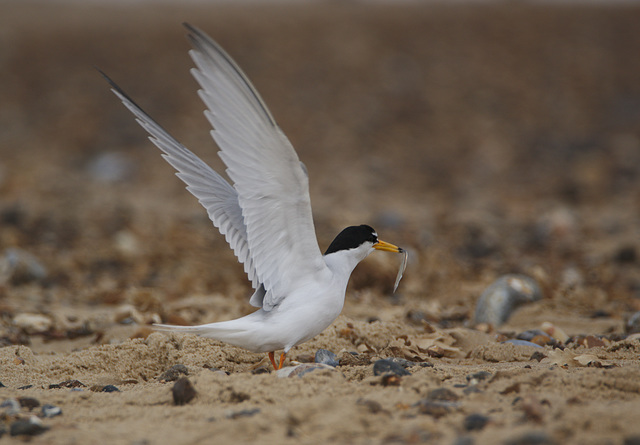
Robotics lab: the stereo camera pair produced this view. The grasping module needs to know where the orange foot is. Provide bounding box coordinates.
[268,351,287,370]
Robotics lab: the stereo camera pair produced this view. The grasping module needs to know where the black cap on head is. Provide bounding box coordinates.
[324,225,378,255]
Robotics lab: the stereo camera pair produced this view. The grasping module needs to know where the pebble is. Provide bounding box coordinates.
[0,248,47,285]
[18,397,40,411]
[172,377,196,405]
[315,349,339,367]
[504,431,556,445]
[517,330,556,347]
[10,416,49,437]
[1,398,21,416]
[225,408,260,419]
[87,151,134,183]
[426,388,460,402]
[372,359,411,377]
[159,364,189,382]
[415,399,460,418]
[13,313,53,334]
[41,404,62,418]
[627,312,640,334]
[276,363,335,378]
[502,339,543,348]
[466,371,492,385]
[464,413,490,431]
[49,379,86,389]
[474,275,542,325]
[101,385,120,393]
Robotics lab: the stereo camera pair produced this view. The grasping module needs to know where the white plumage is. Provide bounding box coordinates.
[103,23,404,369]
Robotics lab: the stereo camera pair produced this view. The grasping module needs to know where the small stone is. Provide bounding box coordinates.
[17,385,33,390]
[416,399,459,418]
[426,388,460,402]
[381,374,402,387]
[627,312,640,334]
[504,431,556,445]
[474,275,542,325]
[49,379,86,389]
[87,151,134,183]
[276,363,335,378]
[1,398,21,415]
[502,339,543,348]
[172,377,196,405]
[466,371,492,385]
[356,398,386,414]
[314,349,339,367]
[0,248,47,285]
[615,245,637,264]
[17,397,40,411]
[159,364,189,382]
[373,359,411,377]
[10,416,49,437]
[530,351,547,362]
[101,385,120,393]
[453,437,475,445]
[226,408,260,419]
[463,413,489,431]
[624,436,640,445]
[13,313,53,334]
[0,382,5,388]
[41,404,62,418]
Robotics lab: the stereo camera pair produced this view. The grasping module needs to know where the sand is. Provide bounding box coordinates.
[1,2,640,444]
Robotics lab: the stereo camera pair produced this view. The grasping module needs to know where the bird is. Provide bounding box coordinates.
[102,23,405,370]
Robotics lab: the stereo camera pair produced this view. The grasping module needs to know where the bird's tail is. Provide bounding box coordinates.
[153,322,245,338]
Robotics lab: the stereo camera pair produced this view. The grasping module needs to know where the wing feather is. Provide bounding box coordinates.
[184,23,327,310]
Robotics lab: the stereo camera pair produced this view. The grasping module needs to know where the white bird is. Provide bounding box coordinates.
[102,23,405,370]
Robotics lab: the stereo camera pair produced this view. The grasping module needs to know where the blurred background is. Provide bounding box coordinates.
[0,1,639,343]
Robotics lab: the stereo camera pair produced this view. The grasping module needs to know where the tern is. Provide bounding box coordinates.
[102,23,406,370]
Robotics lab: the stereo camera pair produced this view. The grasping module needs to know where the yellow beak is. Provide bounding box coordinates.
[373,239,403,253]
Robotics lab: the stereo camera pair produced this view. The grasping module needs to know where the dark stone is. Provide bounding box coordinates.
[466,371,492,384]
[17,397,40,411]
[49,379,86,389]
[504,431,556,445]
[416,399,459,418]
[159,364,189,382]
[172,377,196,406]
[101,385,120,393]
[530,351,547,362]
[373,359,411,377]
[464,413,490,431]
[426,387,459,402]
[10,418,49,437]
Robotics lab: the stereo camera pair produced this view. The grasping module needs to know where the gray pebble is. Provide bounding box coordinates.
[504,431,556,445]
[466,371,492,385]
[474,275,542,325]
[1,398,21,416]
[0,248,47,285]
[503,339,543,348]
[41,404,62,418]
[159,364,189,382]
[427,388,459,402]
[416,399,460,418]
[87,151,134,183]
[226,408,260,419]
[18,397,40,411]
[276,363,335,378]
[626,312,640,334]
[172,377,196,406]
[10,416,49,437]
[464,413,490,431]
[315,349,339,367]
[373,359,411,377]
[101,385,120,393]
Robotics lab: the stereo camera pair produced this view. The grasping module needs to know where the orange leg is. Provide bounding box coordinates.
[267,351,288,370]
[268,351,278,369]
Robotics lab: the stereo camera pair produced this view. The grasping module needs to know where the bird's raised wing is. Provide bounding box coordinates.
[102,73,260,290]
[185,23,328,310]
